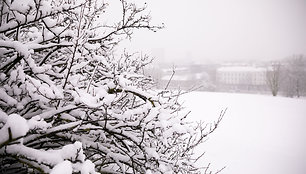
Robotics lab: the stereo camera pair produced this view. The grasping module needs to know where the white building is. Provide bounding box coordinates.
[217,66,267,92]
[158,64,216,91]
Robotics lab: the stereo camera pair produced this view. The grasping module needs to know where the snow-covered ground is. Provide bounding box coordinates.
[181,92,306,174]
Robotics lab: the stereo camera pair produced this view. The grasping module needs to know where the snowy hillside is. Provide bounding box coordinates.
[181,92,306,174]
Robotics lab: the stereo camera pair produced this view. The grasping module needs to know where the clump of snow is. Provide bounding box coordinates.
[10,0,35,14]
[27,116,52,131]
[60,113,77,121]
[43,17,57,28]
[77,89,100,108]
[50,160,72,174]
[79,160,98,174]
[4,141,95,173]
[60,141,85,162]
[103,94,116,105]
[158,163,171,173]
[46,121,82,135]
[5,144,62,166]
[0,109,8,124]
[0,114,29,145]
[9,66,26,84]
[0,73,6,81]
[0,88,18,106]
[146,170,152,174]
[145,147,159,159]
[0,40,30,58]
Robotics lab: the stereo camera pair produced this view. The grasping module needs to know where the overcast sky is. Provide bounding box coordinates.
[122,0,306,64]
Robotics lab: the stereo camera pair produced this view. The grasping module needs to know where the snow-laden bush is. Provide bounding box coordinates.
[0,0,223,173]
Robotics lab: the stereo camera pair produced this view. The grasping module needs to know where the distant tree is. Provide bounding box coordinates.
[0,0,223,173]
[282,55,306,97]
[266,62,282,96]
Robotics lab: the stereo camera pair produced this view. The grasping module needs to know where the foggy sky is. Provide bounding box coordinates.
[122,0,306,64]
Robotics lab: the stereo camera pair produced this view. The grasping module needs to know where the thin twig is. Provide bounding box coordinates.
[164,65,175,90]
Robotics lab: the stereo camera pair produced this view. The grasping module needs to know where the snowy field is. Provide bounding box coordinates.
[181,92,306,174]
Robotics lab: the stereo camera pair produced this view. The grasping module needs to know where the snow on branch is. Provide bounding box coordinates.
[0,0,222,173]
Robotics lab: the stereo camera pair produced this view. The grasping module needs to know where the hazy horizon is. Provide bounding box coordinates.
[121,0,306,64]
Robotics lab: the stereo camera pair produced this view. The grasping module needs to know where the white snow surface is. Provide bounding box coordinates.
[181,92,306,174]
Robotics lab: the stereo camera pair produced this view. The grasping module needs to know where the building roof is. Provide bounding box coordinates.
[217,66,266,72]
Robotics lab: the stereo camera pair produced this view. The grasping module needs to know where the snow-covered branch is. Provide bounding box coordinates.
[0,0,222,173]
